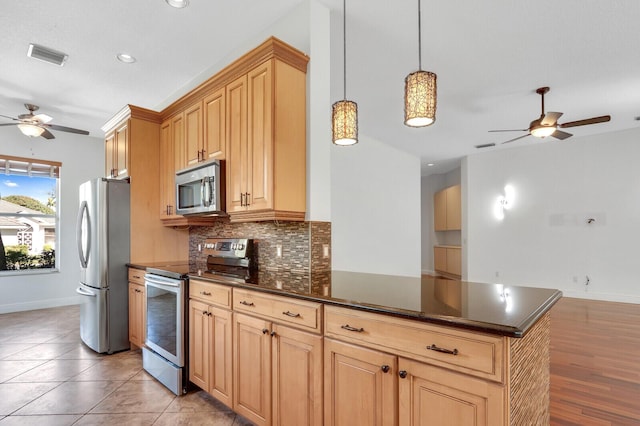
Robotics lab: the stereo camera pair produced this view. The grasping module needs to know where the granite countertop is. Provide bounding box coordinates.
[128,262,562,338]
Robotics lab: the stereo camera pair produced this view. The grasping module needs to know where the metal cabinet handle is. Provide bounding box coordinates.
[381,365,390,373]
[399,370,408,379]
[426,344,459,356]
[262,328,269,335]
[245,192,250,206]
[239,301,254,307]
[282,311,301,318]
[341,324,364,332]
[240,193,245,207]
[200,291,212,296]
[270,331,277,337]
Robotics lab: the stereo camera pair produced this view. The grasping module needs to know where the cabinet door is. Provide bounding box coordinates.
[233,313,271,426]
[159,119,177,218]
[446,247,461,277]
[226,75,248,213]
[433,246,447,273]
[446,185,461,230]
[128,283,144,348]
[204,88,226,161]
[324,338,397,426]
[114,122,129,179]
[105,132,115,178]
[433,189,447,231]
[172,113,185,171]
[398,358,504,426]
[272,324,323,426]
[185,102,203,166]
[209,305,233,409]
[247,61,273,211]
[189,299,210,392]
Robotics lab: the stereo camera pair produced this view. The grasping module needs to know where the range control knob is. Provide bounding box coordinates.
[237,243,244,250]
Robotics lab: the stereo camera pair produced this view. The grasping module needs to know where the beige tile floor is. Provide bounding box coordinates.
[0,305,253,425]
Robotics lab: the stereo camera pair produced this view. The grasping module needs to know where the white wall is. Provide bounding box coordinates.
[331,134,422,276]
[465,127,640,303]
[0,128,104,313]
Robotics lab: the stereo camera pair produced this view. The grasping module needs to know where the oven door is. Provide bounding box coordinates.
[144,273,185,367]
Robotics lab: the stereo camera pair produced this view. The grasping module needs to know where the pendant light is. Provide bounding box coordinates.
[332,0,358,145]
[404,0,437,127]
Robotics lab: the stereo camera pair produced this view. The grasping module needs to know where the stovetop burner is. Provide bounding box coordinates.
[203,238,254,283]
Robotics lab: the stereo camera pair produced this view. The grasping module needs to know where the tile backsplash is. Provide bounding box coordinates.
[189,220,331,274]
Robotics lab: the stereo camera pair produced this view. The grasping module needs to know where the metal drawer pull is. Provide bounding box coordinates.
[426,344,459,355]
[341,324,364,332]
[381,365,390,373]
[399,370,408,379]
[262,328,269,334]
[200,291,212,296]
[239,301,255,307]
[282,311,301,318]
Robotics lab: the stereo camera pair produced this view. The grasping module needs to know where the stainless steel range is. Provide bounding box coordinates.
[201,238,255,283]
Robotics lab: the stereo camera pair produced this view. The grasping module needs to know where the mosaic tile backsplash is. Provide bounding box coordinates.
[189,220,331,274]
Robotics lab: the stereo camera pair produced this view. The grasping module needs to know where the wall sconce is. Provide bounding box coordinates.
[494,184,515,221]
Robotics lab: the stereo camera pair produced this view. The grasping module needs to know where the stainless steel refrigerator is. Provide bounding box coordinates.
[76,178,130,354]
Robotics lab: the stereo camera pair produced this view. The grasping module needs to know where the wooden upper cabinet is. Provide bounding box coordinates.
[434,185,461,231]
[159,118,180,218]
[172,113,185,170]
[204,87,226,161]
[185,102,204,167]
[104,121,129,179]
[226,75,248,214]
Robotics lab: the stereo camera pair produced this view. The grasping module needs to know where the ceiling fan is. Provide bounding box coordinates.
[0,103,89,139]
[489,87,611,144]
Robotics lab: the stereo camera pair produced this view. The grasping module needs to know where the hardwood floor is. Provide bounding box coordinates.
[550,297,640,425]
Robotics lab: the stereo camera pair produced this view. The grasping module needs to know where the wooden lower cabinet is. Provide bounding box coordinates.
[324,338,397,426]
[128,282,145,348]
[398,358,504,426]
[188,299,233,408]
[232,312,323,426]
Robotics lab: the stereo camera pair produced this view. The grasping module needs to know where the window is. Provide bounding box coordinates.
[0,155,60,272]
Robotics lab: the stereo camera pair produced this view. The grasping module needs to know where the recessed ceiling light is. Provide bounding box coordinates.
[166,0,189,8]
[427,163,435,167]
[116,53,136,64]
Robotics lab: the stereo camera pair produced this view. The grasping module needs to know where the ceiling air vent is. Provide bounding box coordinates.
[27,43,68,66]
[475,143,496,149]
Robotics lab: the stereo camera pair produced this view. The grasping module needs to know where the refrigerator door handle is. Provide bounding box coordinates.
[77,200,91,268]
[76,286,97,297]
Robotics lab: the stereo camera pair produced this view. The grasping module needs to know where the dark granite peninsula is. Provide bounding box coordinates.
[131,262,560,425]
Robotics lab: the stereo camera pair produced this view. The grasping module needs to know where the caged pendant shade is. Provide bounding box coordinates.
[332,0,358,145]
[404,0,437,127]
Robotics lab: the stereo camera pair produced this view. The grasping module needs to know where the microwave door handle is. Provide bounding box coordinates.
[202,177,213,207]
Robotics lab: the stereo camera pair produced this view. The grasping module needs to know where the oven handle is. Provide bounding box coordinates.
[144,275,182,289]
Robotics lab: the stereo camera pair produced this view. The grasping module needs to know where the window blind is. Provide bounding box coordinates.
[0,155,61,178]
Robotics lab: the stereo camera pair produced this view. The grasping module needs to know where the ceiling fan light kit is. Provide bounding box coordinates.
[404,0,437,128]
[332,0,358,146]
[17,123,45,138]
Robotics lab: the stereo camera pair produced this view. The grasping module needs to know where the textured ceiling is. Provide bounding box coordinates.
[2,0,639,175]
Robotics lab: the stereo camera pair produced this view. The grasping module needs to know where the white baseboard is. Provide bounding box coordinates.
[0,296,82,314]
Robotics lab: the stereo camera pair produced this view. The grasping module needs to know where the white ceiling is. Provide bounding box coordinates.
[2,0,639,176]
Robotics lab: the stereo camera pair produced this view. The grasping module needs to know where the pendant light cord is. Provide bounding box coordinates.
[417,0,422,70]
[343,0,347,100]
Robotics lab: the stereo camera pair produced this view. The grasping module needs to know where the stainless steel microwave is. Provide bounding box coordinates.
[175,160,225,216]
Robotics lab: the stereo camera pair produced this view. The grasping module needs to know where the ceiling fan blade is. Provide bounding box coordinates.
[551,129,572,140]
[541,111,563,126]
[0,123,19,127]
[488,129,528,133]
[559,115,611,128]
[0,114,20,121]
[42,123,90,135]
[501,134,531,144]
[33,113,53,124]
[40,129,55,140]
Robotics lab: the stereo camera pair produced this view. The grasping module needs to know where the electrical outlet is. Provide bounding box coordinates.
[323,244,330,258]
[495,271,500,278]
[198,243,202,252]
[276,244,282,258]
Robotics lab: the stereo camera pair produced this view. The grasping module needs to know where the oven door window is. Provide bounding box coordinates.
[146,284,178,358]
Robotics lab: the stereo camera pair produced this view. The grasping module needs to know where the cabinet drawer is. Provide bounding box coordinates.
[128,268,145,285]
[189,279,231,309]
[233,288,322,333]
[324,305,505,382]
